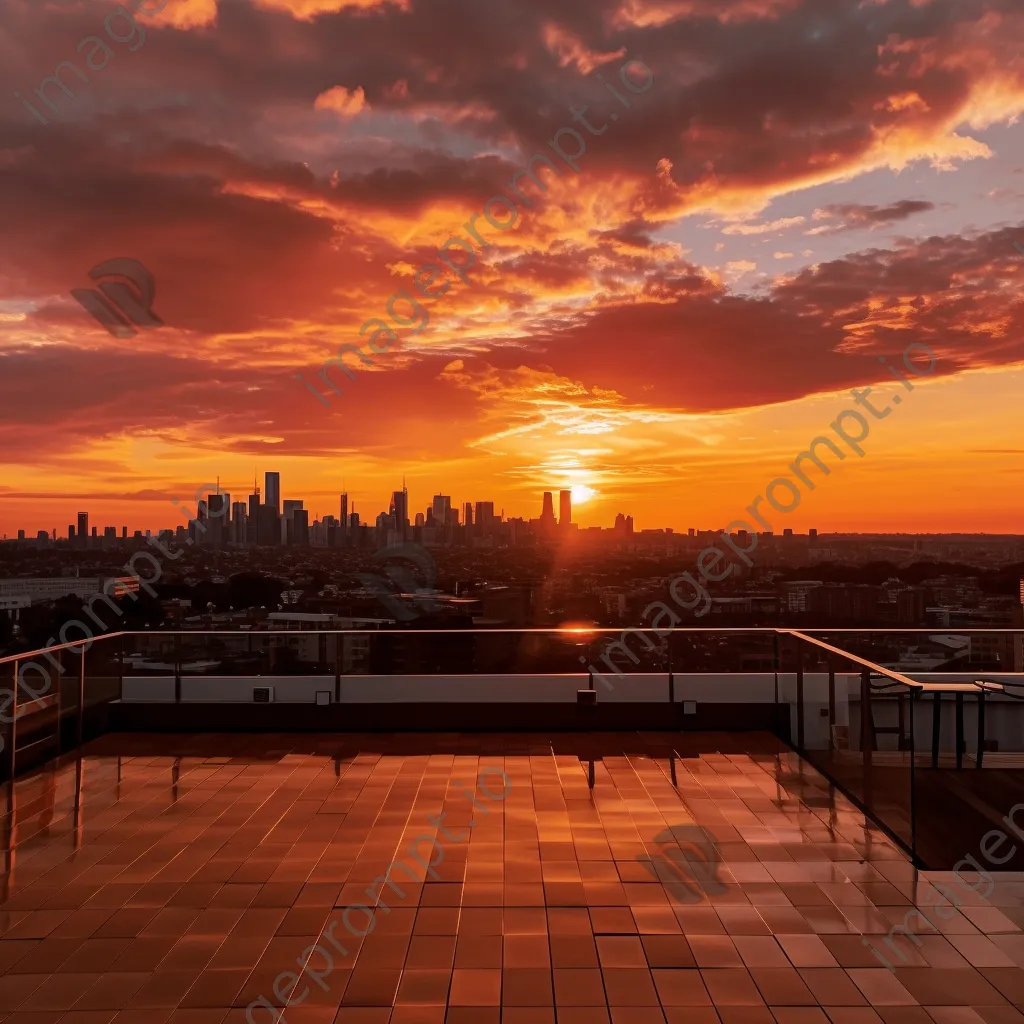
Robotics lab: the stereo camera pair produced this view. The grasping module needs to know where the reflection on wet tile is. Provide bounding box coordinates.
[0,732,1020,1020]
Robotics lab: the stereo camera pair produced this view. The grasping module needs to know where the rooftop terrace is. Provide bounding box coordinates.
[1,629,1024,1022]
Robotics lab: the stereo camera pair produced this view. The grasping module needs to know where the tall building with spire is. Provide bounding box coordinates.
[390,478,408,540]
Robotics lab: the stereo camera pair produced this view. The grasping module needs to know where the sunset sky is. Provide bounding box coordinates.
[2,0,1024,536]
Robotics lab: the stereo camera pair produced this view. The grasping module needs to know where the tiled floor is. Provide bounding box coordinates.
[0,731,1022,1024]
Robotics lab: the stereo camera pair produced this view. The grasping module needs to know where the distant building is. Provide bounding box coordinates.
[283,499,303,545]
[292,509,310,547]
[0,576,140,620]
[432,495,452,526]
[265,472,281,514]
[257,504,280,546]
[559,490,572,529]
[783,581,822,613]
[475,502,495,536]
[231,502,248,544]
[390,487,408,540]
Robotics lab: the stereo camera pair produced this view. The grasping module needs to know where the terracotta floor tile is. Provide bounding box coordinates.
[553,968,607,1006]
[551,936,600,968]
[690,936,743,968]
[602,969,660,1007]
[338,969,401,1007]
[749,968,818,1007]
[501,1009,556,1024]
[556,1009,612,1024]
[501,968,554,1006]
[598,937,649,968]
[395,969,451,1005]
[734,938,790,970]
[652,968,713,1007]
[796,969,867,1006]
[453,935,501,969]
[389,1008,446,1024]
[447,969,500,1006]
[609,1009,668,1023]
[977,967,1024,1004]
[772,1010,830,1024]
[662,1009,720,1024]
[406,936,456,970]
[702,969,766,1007]
[641,935,695,969]
[892,967,1009,1006]
[503,934,550,968]
[823,1011,884,1024]
[443,1010,499,1024]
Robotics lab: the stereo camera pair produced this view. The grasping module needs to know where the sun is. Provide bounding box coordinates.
[570,484,596,504]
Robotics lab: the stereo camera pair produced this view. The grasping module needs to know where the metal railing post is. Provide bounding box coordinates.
[667,634,674,706]
[174,634,182,704]
[909,689,917,862]
[77,648,85,750]
[773,631,780,705]
[7,659,17,780]
[334,633,342,703]
[861,668,872,767]
[827,658,836,751]
[795,640,805,751]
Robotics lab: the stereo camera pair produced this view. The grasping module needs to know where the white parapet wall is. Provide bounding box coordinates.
[121,671,789,704]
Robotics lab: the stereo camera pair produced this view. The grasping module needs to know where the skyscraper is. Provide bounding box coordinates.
[77,512,88,547]
[464,502,473,527]
[390,485,408,540]
[475,501,494,536]
[265,472,280,514]
[231,501,247,544]
[207,493,228,547]
[192,499,208,545]
[283,499,303,545]
[540,492,556,534]
[257,503,280,546]
[247,487,260,544]
[293,509,310,546]
[432,494,451,526]
[340,492,349,543]
[559,489,571,528]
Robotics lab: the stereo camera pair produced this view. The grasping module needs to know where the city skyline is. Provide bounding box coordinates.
[3,475,587,541]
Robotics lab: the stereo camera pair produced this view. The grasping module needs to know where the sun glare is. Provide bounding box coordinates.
[570,484,596,503]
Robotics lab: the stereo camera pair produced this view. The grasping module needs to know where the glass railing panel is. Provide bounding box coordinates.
[785,631,917,860]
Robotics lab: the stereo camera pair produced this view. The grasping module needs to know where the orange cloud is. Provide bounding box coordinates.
[314,85,368,117]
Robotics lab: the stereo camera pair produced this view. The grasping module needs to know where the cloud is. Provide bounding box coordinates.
[808,200,937,235]
[722,216,806,236]
[314,85,369,117]
[2,0,1024,523]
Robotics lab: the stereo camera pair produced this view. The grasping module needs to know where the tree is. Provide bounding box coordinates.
[229,573,286,611]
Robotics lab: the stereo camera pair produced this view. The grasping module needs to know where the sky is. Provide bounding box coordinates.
[1,0,1024,536]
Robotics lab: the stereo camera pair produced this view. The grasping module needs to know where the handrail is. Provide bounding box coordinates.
[3,625,1023,669]
[782,629,927,691]
[0,634,101,666]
